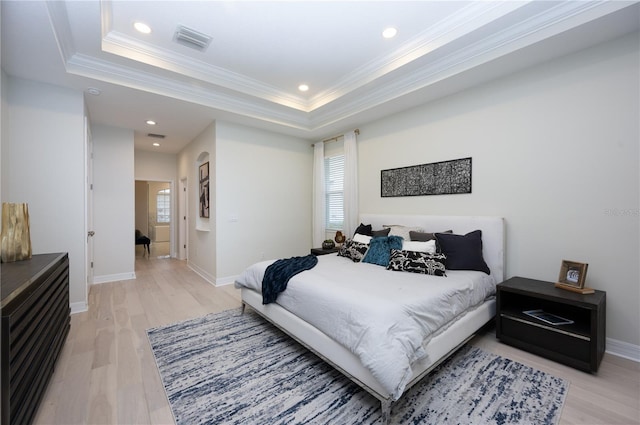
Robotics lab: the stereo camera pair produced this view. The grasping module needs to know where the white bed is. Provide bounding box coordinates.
[235,214,505,423]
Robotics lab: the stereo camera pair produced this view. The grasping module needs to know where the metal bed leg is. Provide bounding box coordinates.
[241,302,246,315]
[380,399,392,425]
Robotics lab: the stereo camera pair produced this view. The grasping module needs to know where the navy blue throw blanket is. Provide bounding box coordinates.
[262,254,318,304]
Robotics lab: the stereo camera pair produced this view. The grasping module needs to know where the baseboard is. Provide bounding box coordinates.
[187,261,215,286]
[92,272,136,284]
[606,337,640,362]
[70,301,88,314]
[215,275,238,286]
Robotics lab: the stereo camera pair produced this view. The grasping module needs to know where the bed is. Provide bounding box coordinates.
[235,214,505,423]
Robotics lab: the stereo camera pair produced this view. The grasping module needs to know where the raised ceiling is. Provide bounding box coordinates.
[2,1,638,153]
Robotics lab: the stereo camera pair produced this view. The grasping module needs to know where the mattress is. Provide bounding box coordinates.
[235,253,497,399]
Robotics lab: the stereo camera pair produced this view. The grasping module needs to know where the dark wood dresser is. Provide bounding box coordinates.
[1,253,70,425]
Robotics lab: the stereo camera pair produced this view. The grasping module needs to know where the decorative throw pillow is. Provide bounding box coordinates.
[387,249,447,276]
[435,230,490,275]
[371,228,391,237]
[337,239,369,262]
[409,230,452,242]
[353,223,372,237]
[402,239,436,254]
[383,225,424,241]
[362,235,404,266]
[353,233,372,244]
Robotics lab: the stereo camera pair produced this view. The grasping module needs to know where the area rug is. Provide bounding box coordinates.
[147,308,568,425]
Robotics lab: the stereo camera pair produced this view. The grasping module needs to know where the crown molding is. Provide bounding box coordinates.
[99,0,308,112]
[46,0,634,135]
[308,0,633,128]
[65,53,312,131]
[308,1,530,111]
[45,0,75,62]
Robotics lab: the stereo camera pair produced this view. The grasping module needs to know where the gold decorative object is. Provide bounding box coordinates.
[334,231,346,247]
[1,202,32,263]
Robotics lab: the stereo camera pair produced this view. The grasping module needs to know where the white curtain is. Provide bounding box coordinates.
[312,142,326,247]
[343,130,358,238]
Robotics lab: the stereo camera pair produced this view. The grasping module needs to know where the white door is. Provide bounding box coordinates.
[85,117,95,287]
[179,178,188,260]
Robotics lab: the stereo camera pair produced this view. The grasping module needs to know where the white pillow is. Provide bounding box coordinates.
[383,224,424,241]
[402,239,437,254]
[353,233,372,244]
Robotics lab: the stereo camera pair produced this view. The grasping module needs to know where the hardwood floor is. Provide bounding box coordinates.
[34,258,639,425]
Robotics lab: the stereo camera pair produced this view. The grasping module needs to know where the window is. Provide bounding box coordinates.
[325,155,344,230]
[157,188,170,223]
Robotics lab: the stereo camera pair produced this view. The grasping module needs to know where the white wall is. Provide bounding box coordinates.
[1,70,6,200]
[357,33,639,348]
[92,124,135,282]
[3,76,87,309]
[215,121,313,283]
[177,120,312,285]
[178,121,216,282]
[135,150,177,181]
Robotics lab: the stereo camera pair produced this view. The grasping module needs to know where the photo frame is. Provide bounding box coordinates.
[557,260,588,289]
[199,162,210,218]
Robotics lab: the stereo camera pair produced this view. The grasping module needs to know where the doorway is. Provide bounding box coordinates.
[135,180,172,258]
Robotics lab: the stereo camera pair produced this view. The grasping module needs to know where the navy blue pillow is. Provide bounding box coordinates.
[435,230,490,275]
[354,223,372,237]
[362,235,403,266]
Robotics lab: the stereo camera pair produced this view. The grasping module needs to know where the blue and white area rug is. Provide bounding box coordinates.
[147,308,568,425]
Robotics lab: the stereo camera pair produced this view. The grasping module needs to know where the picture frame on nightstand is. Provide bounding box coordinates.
[555,260,594,294]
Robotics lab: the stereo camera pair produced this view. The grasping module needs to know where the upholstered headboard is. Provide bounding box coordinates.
[359,214,506,283]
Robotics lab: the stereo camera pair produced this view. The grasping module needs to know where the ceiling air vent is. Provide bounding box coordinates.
[147,133,166,139]
[174,25,212,51]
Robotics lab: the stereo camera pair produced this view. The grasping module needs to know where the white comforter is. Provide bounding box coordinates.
[235,254,496,400]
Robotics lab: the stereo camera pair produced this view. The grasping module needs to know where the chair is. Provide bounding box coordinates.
[135,229,151,255]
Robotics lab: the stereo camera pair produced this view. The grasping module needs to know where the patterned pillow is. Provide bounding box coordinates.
[387,249,447,276]
[337,239,369,262]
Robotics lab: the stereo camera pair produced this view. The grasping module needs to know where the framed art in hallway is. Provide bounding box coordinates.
[199,162,210,218]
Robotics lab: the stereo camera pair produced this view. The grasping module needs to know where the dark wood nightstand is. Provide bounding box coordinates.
[310,247,340,256]
[496,276,606,373]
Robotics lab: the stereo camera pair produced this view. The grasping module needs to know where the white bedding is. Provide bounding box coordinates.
[235,253,496,399]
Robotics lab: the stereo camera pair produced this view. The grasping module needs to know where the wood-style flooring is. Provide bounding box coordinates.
[34,258,639,424]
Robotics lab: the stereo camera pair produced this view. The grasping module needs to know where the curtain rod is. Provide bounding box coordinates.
[315,129,360,146]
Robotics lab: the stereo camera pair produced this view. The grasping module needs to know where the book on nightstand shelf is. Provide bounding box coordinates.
[523,309,574,325]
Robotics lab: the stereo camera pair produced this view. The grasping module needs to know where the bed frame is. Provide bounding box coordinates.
[240,214,505,424]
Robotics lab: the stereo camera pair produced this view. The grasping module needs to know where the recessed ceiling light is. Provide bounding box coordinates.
[298,84,309,92]
[134,22,152,34]
[87,87,101,96]
[146,120,156,125]
[382,27,397,39]
[152,142,160,147]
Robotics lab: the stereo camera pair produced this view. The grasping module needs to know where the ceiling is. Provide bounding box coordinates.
[2,1,639,154]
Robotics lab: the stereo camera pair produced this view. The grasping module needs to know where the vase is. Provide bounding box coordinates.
[1,202,32,263]
[322,240,335,250]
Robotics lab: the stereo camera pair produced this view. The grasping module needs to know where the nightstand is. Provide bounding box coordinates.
[310,247,340,256]
[496,276,606,373]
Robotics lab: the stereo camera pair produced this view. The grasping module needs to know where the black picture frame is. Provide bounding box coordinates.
[199,162,209,218]
[381,157,472,197]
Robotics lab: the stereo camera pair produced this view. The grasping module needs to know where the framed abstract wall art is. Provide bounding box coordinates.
[199,161,210,218]
[381,157,472,197]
